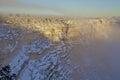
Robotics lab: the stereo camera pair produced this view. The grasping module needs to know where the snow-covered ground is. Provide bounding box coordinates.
[9,38,53,76]
[20,44,72,80]
[9,40,73,80]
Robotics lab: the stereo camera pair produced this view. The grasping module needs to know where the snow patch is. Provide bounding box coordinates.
[10,46,29,74]
[25,38,52,55]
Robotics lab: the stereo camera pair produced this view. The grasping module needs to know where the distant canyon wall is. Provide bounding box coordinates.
[1,15,111,41]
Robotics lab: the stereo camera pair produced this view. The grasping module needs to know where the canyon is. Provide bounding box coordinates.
[0,15,120,80]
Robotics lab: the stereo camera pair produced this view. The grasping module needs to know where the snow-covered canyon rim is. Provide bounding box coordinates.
[0,15,120,80]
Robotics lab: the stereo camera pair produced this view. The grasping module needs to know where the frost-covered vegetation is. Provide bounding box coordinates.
[0,65,16,80]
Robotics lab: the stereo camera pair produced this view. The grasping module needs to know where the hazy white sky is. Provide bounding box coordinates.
[0,0,120,17]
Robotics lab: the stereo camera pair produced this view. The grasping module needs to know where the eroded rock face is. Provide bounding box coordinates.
[37,18,111,41]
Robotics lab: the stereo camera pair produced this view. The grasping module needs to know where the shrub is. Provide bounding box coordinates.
[0,65,16,80]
